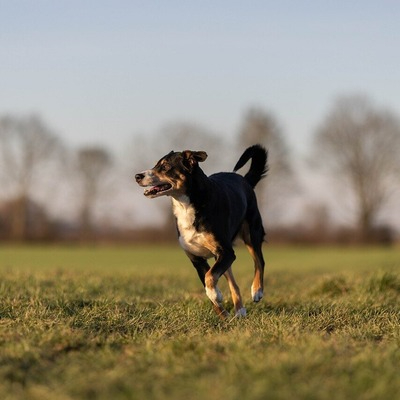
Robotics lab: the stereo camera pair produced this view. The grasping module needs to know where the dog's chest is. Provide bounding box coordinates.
[172,197,215,259]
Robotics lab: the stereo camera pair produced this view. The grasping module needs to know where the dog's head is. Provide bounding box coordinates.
[135,150,208,198]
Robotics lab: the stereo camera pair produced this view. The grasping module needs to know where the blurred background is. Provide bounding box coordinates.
[1,1,399,245]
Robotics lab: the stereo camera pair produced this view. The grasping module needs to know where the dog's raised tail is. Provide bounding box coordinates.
[233,144,268,188]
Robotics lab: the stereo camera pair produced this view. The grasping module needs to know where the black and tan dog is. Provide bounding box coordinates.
[135,145,268,318]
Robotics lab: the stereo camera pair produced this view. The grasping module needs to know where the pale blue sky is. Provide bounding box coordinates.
[1,0,399,154]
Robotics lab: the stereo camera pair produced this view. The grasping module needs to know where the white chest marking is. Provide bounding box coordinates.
[172,196,215,259]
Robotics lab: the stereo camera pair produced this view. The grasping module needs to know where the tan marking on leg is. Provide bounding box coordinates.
[224,267,246,317]
[212,303,229,319]
[205,271,228,319]
[246,244,264,302]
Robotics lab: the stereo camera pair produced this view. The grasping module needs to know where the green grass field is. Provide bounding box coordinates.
[1,244,399,400]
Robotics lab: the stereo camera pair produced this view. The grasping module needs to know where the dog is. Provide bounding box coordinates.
[135,144,268,318]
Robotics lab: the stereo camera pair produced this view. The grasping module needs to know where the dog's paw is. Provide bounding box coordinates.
[235,307,247,317]
[252,288,263,302]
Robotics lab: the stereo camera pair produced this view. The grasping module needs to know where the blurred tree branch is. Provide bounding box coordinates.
[313,94,400,241]
[0,115,65,240]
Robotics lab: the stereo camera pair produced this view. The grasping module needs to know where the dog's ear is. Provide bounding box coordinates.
[182,150,208,171]
[191,151,208,163]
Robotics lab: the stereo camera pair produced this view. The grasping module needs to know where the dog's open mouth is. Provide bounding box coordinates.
[144,183,173,197]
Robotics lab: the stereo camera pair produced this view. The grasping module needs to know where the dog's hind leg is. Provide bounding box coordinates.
[224,267,246,317]
[242,220,265,303]
[248,243,265,302]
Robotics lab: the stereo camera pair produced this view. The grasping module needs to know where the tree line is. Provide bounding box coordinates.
[0,93,399,244]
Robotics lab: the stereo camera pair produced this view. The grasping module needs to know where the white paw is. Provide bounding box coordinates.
[252,288,263,302]
[235,307,247,317]
[205,286,223,303]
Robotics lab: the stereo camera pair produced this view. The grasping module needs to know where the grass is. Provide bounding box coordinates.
[0,244,399,400]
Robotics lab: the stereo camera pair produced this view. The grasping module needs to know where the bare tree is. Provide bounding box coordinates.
[76,146,113,240]
[0,115,65,240]
[159,121,227,172]
[237,107,294,225]
[313,94,400,241]
[132,121,226,172]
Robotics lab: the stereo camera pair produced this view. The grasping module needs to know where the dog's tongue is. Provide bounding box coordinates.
[144,186,159,196]
[144,184,171,196]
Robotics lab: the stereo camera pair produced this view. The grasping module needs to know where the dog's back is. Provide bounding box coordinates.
[204,172,259,241]
[204,144,268,242]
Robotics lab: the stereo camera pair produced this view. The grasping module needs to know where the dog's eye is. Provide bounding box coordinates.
[160,163,170,172]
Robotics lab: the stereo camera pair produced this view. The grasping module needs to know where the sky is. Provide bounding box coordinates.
[1,0,400,157]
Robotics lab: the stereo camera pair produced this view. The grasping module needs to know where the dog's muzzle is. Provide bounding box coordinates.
[135,171,173,198]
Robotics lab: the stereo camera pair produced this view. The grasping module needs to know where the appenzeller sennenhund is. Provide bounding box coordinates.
[135,144,268,318]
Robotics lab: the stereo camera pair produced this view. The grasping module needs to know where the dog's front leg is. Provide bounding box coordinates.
[204,248,236,319]
[185,252,210,287]
[186,252,228,318]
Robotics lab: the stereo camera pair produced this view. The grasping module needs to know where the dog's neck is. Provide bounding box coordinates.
[171,165,210,206]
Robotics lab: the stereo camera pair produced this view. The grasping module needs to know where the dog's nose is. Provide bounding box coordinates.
[135,173,145,182]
